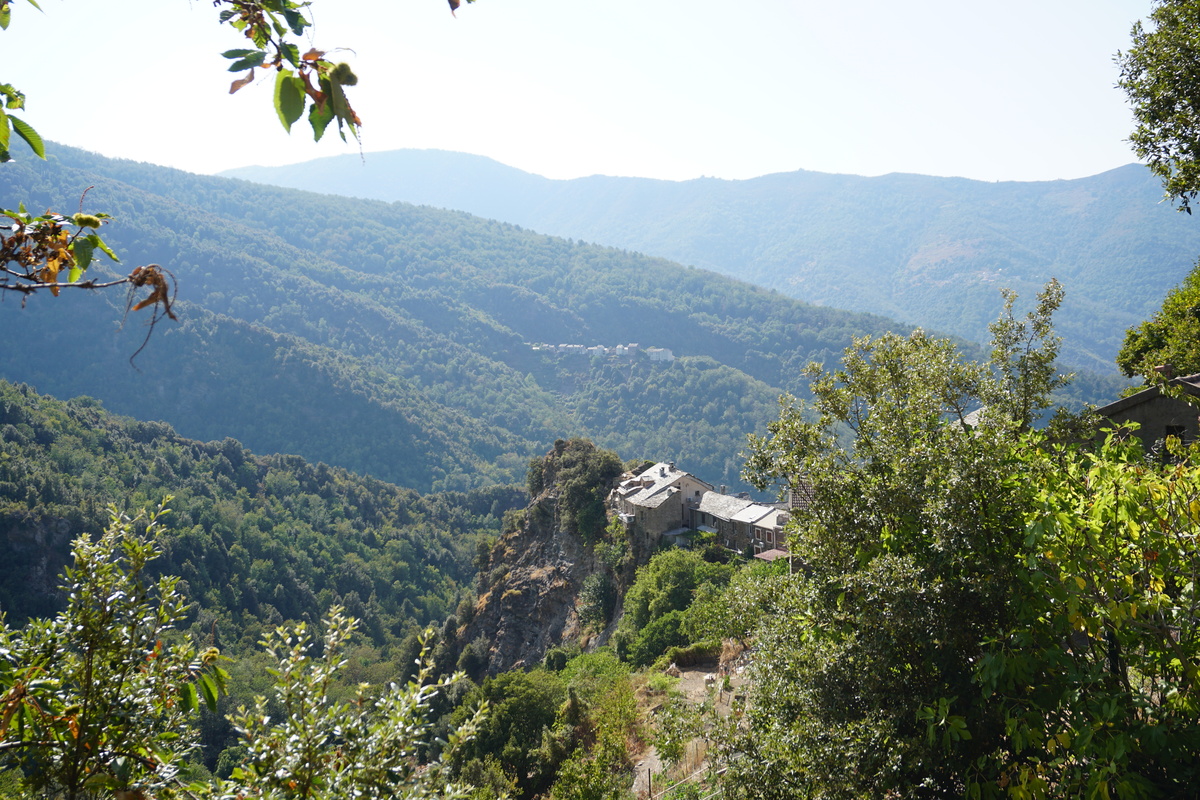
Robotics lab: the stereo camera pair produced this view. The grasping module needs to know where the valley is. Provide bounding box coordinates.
[0,147,1193,800]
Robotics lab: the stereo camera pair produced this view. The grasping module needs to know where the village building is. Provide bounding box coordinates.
[613,462,796,556]
[614,462,714,545]
[1096,373,1200,455]
[645,347,675,362]
[693,491,788,554]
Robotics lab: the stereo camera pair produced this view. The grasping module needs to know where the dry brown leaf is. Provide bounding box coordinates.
[229,68,255,94]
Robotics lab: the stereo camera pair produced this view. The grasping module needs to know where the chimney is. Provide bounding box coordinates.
[720,485,727,495]
[668,461,675,471]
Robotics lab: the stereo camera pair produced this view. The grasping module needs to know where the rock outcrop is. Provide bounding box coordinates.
[463,497,595,674]
[460,438,646,674]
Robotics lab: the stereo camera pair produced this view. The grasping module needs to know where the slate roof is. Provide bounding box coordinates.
[639,486,680,509]
[697,492,754,521]
[621,462,708,508]
[1095,373,1200,418]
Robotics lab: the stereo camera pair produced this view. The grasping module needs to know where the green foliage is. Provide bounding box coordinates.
[958,432,1200,798]
[228,151,1200,375]
[652,696,700,770]
[683,558,787,645]
[0,504,225,800]
[0,144,935,493]
[216,1,362,143]
[0,0,384,303]
[726,285,1070,797]
[448,651,636,800]
[223,609,483,800]
[1119,0,1200,212]
[614,548,734,665]
[625,610,689,668]
[577,572,617,630]
[1117,260,1200,381]
[0,380,522,651]
[619,549,734,635]
[532,440,623,540]
[0,504,485,800]
[0,202,122,291]
[452,670,568,799]
[0,37,42,163]
[985,279,1070,430]
[556,650,630,705]
[547,678,637,800]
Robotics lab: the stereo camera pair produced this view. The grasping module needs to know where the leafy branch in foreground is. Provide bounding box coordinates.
[0,0,477,328]
[222,611,484,800]
[0,503,226,800]
[216,0,361,143]
[1,201,177,329]
[0,502,486,800]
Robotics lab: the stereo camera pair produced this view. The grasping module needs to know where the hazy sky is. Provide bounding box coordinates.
[3,0,1154,183]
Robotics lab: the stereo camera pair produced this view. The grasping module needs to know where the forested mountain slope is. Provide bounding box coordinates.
[225,151,1200,372]
[0,379,522,649]
[1,146,910,493]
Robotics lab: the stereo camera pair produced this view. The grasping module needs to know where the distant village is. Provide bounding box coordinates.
[530,342,675,362]
[609,461,805,563]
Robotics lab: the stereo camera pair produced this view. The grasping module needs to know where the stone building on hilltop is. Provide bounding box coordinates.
[613,462,713,545]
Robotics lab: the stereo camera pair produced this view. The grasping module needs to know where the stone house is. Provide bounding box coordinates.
[614,462,714,542]
[1096,374,1200,454]
[693,491,787,554]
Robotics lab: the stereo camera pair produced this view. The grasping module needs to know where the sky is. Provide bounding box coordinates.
[2,0,1156,183]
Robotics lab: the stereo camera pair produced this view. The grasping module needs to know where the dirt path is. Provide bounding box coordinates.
[631,664,749,797]
[631,747,664,798]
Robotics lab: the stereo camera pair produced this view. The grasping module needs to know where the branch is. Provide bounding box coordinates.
[0,276,133,294]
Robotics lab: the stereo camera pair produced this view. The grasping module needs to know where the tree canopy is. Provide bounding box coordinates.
[715,281,1200,797]
[1119,0,1200,212]
[0,505,485,800]
[1116,260,1200,381]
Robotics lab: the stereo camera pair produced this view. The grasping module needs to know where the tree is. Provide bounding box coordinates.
[1117,2,1200,383]
[0,504,486,799]
[1116,260,1200,381]
[451,670,568,799]
[529,439,624,541]
[722,285,1068,798]
[221,609,483,800]
[1118,0,1200,212]
[1,0,474,304]
[619,548,735,634]
[0,504,226,800]
[960,431,1200,798]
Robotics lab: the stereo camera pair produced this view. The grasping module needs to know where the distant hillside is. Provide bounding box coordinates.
[1,146,925,494]
[223,151,1200,372]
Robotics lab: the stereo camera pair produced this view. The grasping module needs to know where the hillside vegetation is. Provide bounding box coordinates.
[1,145,913,493]
[225,150,1200,372]
[0,379,521,650]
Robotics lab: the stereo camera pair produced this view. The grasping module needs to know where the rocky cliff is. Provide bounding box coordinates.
[459,439,653,674]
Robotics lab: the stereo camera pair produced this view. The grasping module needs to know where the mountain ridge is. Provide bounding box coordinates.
[223,152,1200,372]
[2,145,932,494]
